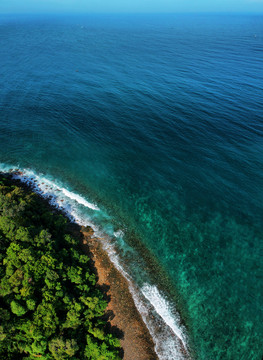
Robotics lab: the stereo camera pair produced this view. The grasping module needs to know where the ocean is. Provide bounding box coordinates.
[0,13,262,359]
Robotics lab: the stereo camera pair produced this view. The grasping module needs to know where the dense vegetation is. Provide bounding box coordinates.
[0,174,121,360]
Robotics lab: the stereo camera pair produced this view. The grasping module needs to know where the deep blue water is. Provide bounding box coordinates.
[0,13,263,359]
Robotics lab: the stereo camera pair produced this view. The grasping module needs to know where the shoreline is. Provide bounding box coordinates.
[3,171,158,360]
[80,227,158,360]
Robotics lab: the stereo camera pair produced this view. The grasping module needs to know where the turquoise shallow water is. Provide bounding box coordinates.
[0,13,263,359]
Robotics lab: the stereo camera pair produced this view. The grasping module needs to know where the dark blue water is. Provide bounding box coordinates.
[0,13,263,359]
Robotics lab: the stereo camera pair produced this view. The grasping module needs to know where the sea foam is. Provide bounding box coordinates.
[59,188,100,211]
[142,284,187,346]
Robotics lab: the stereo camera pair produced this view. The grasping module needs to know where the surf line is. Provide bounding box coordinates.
[6,168,100,214]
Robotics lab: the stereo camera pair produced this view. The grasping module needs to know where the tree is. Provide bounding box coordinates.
[49,338,79,359]
[10,301,27,316]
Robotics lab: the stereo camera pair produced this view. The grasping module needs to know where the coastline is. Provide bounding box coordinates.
[2,171,158,360]
[80,227,158,360]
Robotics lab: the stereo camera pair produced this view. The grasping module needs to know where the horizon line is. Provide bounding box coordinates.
[1,10,263,15]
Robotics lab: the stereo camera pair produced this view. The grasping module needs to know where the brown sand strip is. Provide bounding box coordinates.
[80,229,158,360]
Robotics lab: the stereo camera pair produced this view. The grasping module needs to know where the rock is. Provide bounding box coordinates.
[81,225,94,236]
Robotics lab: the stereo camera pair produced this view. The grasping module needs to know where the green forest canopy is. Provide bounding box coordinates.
[0,174,121,360]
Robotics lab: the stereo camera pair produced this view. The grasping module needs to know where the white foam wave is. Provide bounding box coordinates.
[59,188,99,211]
[142,284,186,347]
[132,285,188,360]
[113,229,125,238]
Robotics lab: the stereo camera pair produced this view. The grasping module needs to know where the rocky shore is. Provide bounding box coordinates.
[79,225,158,360]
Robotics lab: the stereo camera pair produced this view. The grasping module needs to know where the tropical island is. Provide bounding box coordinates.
[0,173,156,360]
